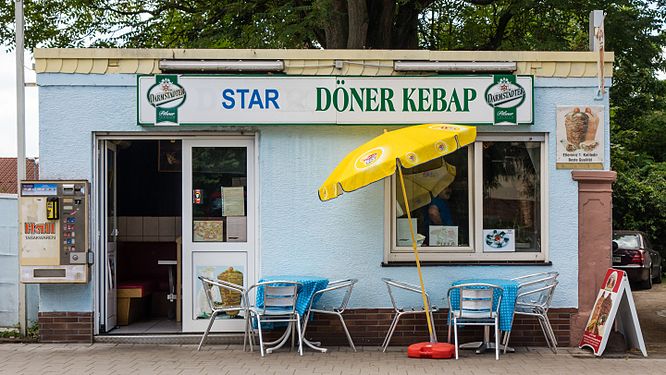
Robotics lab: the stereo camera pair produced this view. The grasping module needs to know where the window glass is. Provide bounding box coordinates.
[192,147,247,242]
[395,148,469,248]
[613,234,640,249]
[482,141,540,252]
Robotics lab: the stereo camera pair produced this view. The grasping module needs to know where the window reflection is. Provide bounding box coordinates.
[395,148,470,248]
[482,141,540,252]
[192,147,247,242]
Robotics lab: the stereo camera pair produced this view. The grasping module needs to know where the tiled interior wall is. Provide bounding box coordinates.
[117,216,182,242]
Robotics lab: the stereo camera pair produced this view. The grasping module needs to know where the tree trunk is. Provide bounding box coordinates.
[346,0,369,48]
[324,0,349,49]
[367,0,395,49]
[392,3,421,49]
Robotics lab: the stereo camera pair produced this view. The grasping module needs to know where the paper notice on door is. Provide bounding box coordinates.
[221,187,245,217]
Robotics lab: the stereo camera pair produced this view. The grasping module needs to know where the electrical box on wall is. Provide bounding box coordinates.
[19,180,90,283]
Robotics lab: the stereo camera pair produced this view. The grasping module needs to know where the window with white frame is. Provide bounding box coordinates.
[385,133,547,263]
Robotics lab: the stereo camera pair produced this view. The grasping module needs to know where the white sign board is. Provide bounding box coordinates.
[137,74,533,126]
[579,268,647,357]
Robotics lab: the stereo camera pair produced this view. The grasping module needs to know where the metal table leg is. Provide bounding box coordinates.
[265,323,293,353]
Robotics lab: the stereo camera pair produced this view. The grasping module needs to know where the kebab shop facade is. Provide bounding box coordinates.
[33,49,615,346]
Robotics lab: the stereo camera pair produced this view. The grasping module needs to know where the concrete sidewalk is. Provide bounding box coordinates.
[0,344,664,375]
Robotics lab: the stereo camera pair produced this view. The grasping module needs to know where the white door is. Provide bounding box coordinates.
[182,138,256,332]
[102,141,118,331]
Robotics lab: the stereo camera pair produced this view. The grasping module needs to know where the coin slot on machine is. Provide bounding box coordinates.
[19,180,91,283]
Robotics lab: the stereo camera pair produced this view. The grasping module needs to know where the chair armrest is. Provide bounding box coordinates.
[382,278,424,294]
[328,278,358,287]
[198,276,245,294]
[516,275,558,289]
[310,279,358,313]
[517,283,556,298]
[511,271,558,280]
[512,272,559,285]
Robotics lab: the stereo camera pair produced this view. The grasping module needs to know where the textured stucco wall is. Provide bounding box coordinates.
[37,73,611,314]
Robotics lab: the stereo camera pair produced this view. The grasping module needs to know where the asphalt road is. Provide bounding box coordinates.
[633,276,666,355]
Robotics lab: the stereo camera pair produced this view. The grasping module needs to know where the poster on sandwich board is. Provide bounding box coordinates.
[579,268,647,357]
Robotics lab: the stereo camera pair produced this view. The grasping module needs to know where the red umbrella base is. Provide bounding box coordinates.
[407,342,455,359]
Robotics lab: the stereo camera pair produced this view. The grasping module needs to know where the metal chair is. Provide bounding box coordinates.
[197,276,253,351]
[505,273,559,353]
[302,278,358,352]
[247,280,303,356]
[447,283,503,360]
[511,271,559,285]
[381,278,438,352]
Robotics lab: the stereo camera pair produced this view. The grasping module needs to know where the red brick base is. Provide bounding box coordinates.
[37,308,573,346]
[300,308,574,347]
[38,312,93,343]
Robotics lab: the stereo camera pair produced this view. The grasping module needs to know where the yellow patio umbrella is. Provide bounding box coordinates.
[397,161,456,214]
[318,123,476,342]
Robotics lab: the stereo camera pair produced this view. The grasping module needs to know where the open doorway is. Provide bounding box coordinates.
[103,139,183,334]
[99,136,257,335]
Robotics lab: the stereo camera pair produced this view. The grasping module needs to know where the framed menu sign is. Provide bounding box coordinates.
[579,268,647,357]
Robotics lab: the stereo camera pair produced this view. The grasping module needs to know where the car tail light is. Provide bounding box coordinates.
[629,251,644,265]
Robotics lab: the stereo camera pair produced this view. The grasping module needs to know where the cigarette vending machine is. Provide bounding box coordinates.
[19,180,91,283]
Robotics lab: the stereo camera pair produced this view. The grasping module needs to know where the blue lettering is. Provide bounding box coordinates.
[266,89,280,109]
[221,89,235,109]
[249,90,264,109]
[237,89,250,109]
[220,88,280,110]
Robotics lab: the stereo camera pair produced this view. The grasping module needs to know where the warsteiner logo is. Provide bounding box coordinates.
[485,75,526,124]
[147,75,186,124]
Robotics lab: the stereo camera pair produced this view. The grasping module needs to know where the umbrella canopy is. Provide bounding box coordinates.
[397,161,456,213]
[319,124,475,201]
[318,123,476,343]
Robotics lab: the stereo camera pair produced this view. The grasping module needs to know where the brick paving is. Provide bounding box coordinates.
[0,344,664,375]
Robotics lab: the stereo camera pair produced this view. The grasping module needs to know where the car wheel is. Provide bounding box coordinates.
[654,266,663,284]
[641,269,653,289]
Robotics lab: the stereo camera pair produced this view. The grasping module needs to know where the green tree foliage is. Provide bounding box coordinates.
[417,1,666,254]
[1,0,664,254]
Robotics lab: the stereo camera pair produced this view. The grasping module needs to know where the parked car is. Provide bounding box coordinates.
[612,230,662,289]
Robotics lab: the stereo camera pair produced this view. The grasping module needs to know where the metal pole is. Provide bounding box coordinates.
[397,163,436,343]
[15,0,27,336]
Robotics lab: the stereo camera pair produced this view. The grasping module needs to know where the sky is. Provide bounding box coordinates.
[0,49,39,158]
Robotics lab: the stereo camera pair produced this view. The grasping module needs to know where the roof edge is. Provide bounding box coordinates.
[34,48,615,63]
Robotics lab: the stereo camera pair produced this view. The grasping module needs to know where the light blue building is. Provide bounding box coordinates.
[31,49,616,346]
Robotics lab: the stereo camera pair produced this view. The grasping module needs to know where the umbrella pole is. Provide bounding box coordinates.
[397,163,436,343]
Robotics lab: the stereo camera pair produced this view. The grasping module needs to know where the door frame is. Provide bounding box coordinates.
[102,141,117,331]
[93,132,261,335]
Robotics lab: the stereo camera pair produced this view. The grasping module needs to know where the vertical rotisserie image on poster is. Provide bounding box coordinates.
[580,268,622,353]
[556,106,604,169]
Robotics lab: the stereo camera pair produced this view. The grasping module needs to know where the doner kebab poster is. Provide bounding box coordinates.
[579,268,647,356]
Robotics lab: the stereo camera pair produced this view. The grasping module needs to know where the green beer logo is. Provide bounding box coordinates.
[147,75,186,124]
[484,75,525,125]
